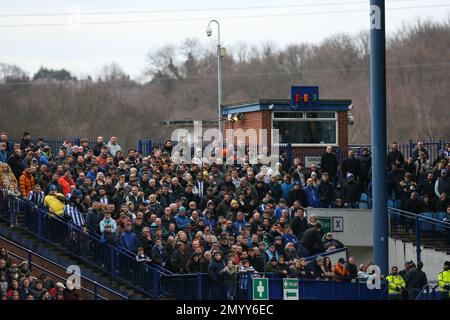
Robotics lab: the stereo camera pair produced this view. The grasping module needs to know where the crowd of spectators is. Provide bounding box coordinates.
[0,131,449,299]
[0,247,81,300]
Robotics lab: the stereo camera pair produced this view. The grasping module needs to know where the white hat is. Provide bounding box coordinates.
[56,282,66,289]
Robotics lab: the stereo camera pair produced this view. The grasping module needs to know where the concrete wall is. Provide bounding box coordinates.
[307,208,448,277]
[389,238,447,281]
[307,208,372,247]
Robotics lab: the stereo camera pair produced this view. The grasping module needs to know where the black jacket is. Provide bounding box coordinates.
[171,249,190,273]
[320,152,339,177]
[288,188,308,207]
[208,259,226,283]
[317,181,335,206]
[342,181,361,204]
[342,157,360,179]
[404,268,428,290]
[300,227,324,254]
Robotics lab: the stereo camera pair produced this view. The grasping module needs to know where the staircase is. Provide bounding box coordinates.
[0,211,151,300]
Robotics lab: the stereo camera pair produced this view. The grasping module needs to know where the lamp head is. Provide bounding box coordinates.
[206,26,212,37]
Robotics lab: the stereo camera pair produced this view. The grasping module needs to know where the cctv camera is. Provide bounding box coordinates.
[206,27,212,37]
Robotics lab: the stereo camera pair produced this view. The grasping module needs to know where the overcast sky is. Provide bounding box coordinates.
[1,0,449,79]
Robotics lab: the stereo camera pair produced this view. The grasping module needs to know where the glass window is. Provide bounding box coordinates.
[273,112,303,119]
[273,120,336,144]
[306,112,336,119]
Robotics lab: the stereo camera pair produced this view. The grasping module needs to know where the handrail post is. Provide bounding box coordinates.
[415,215,421,262]
[246,274,252,300]
[28,250,33,272]
[37,208,42,241]
[94,281,98,300]
[286,143,292,168]
[197,273,203,300]
[152,268,159,299]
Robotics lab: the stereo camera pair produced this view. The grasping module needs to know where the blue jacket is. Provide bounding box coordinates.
[120,230,138,252]
[304,186,320,208]
[0,151,7,163]
[232,221,246,237]
[175,214,189,230]
[283,233,299,248]
[281,183,293,202]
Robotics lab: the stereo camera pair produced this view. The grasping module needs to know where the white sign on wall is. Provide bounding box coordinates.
[304,156,321,168]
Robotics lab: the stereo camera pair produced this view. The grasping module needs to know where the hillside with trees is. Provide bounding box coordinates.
[0,19,449,149]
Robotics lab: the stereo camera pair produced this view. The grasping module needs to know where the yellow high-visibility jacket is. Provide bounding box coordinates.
[386,274,406,295]
[438,270,450,297]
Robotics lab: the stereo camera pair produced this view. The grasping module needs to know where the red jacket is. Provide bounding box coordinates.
[58,176,75,196]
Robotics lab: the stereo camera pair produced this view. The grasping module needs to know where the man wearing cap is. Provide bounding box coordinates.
[438,261,450,300]
[43,184,66,216]
[322,232,344,251]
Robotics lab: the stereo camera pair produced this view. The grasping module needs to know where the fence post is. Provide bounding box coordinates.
[94,281,98,300]
[28,250,33,272]
[152,268,159,299]
[111,248,116,278]
[137,140,143,155]
[286,143,292,168]
[74,137,81,146]
[147,140,152,156]
[415,215,421,262]
[197,273,203,300]
[37,209,42,241]
[246,274,252,300]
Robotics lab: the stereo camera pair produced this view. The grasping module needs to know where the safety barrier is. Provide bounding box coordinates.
[0,235,128,300]
[157,272,388,300]
[388,208,450,262]
[0,195,166,298]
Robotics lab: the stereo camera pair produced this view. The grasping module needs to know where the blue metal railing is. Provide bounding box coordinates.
[0,195,168,298]
[158,272,388,300]
[389,208,450,262]
[0,235,128,300]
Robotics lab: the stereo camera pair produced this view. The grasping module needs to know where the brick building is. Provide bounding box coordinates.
[221,86,352,167]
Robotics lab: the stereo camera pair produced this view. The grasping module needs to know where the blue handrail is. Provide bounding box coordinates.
[0,235,128,300]
[0,195,166,297]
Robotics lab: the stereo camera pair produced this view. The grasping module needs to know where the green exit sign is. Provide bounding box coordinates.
[317,217,331,234]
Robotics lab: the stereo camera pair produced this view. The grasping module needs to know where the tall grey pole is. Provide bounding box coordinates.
[207,20,222,138]
[370,0,389,275]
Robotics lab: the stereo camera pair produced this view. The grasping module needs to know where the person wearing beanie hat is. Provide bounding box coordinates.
[342,171,361,209]
[175,206,189,231]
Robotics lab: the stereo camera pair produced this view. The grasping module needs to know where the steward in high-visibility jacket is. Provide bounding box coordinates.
[438,261,450,300]
[386,266,406,300]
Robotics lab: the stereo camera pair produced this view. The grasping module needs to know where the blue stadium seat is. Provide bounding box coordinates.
[359,193,369,209]
[387,199,394,208]
[419,212,434,232]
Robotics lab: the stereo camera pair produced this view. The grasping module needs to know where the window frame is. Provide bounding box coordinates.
[271,111,339,147]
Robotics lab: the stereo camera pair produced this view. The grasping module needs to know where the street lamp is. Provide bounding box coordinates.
[206,19,225,140]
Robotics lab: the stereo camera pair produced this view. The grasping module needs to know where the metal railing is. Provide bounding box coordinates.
[0,195,168,298]
[389,208,450,262]
[0,235,128,300]
[157,272,388,300]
